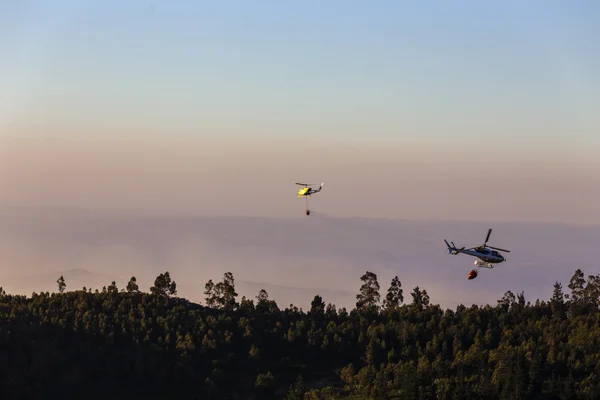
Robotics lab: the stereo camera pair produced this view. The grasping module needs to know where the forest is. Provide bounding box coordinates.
[1,268,599,400]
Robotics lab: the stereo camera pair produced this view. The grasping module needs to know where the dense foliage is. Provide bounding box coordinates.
[1,269,599,399]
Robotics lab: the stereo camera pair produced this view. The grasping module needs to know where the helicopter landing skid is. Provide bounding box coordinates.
[474,260,493,269]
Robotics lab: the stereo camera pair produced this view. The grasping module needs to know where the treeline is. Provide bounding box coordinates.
[0,269,599,399]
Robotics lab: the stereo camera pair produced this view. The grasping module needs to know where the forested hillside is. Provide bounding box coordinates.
[1,269,599,399]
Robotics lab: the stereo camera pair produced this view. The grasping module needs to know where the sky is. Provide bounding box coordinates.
[1,1,599,224]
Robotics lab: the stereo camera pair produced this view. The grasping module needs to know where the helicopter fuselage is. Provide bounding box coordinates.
[297,187,319,197]
[460,248,505,264]
[298,187,311,197]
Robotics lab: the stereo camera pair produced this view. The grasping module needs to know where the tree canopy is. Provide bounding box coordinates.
[0,268,599,399]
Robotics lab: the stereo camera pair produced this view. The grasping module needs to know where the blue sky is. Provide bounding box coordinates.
[2,1,598,145]
[1,1,599,223]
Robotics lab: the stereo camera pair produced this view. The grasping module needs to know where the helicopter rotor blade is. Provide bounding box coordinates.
[484,229,492,245]
[488,245,511,253]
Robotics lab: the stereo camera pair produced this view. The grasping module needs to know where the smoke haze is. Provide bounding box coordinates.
[1,207,597,310]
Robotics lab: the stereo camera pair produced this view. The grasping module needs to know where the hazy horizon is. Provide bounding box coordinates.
[1,207,598,311]
[1,137,599,225]
[1,2,598,308]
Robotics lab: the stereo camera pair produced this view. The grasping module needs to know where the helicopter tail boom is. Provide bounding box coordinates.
[444,240,463,255]
[444,239,466,255]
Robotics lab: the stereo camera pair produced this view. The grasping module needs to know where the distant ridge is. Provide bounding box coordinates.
[0,206,598,309]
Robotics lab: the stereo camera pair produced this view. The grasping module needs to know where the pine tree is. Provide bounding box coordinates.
[310,295,325,314]
[256,289,273,313]
[497,290,516,311]
[256,289,269,302]
[57,275,66,293]
[204,279,217,307]
[568,269,586,301]
[215,272,238,310]
[356,271,380,311]
[411,286,430,309]
[383,276,403,311]
[567,269,586,315]
[550,281,566,319]
[584,274,600,308]
[150,272,177,297]
[284,375,305,400]
[255,371,275,399]
[107,281,118,294]
[126,276,140,293]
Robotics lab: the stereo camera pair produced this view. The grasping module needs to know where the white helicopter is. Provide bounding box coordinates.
[444,229,510,280]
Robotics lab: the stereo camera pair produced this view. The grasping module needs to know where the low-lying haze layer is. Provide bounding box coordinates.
[1,207,597,310]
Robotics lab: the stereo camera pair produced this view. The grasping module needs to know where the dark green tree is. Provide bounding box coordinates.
[256,289,269,303]
[249,344,260,358]
[204,279,218,307]
[498,290,516,311]
[215,272,238,310]
[256,289,273,313]
[255,371,275,398]
[356,271,380,311]
[150,272,177,297]
[550,281,566,318]
[567,268,586,301]
[310,295,325,314]
[284,374,305,400]
[239,295,255,312]
[126,276,140,293]
[411,286,430,308]
[584,273,600,307]
[567,268,586,315]
[107,281,118,294]
[1,266,599,399]
[57,275,66,293]
[383,275,403,310]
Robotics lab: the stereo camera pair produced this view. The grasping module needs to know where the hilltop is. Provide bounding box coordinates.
[0,267,599,399]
